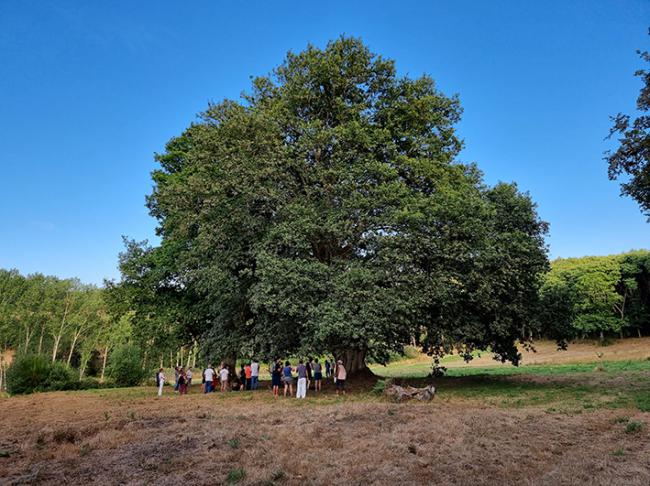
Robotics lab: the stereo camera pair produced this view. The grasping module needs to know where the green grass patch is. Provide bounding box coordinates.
[634,392,650,412]
[625,420,645,434]
[370,358,650,379]
[227,468,246,484]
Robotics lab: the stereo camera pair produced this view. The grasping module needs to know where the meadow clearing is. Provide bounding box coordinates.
[1,340,649,485]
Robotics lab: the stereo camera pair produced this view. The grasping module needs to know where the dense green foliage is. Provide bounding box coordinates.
[606,35,650,218]
[107,345,147,387]
[6,354,78,395]
[539,250,650,340]
[6,354,51,394]
[117,37,550,370]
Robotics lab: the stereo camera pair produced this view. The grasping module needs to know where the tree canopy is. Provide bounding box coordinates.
[118,37,550,371]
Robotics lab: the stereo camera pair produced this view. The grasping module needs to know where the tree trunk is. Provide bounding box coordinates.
[0,351,4,391]
[223,352,238,384]
[23,325,34,352]
[100,345,109,383]
[37,324,45,354]
[638,328,643,338]
[52,298,72,362]
[51,335,61,362]
[334,348,370,376]
[67,330,81,366]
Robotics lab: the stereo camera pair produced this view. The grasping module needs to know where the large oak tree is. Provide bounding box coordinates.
[120,38,549,373]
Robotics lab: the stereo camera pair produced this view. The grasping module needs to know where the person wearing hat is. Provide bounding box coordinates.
[335,360,347,395]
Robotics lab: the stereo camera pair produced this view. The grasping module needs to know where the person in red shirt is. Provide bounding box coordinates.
[245,363,252,390]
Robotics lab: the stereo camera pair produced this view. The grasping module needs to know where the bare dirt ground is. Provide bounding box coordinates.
[0,383,648,486]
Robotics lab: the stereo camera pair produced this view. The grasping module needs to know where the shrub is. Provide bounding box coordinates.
[625,420,644,434]
[107,345,146,387]
[6,354,82,395]
[6,354,54,395]
[403,345,421,359]
[45,361,78,391]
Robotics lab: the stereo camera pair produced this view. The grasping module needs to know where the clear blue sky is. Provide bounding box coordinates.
[1,1,649,285]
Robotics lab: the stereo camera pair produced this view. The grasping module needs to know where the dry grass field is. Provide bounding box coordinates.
[1,340,649,485]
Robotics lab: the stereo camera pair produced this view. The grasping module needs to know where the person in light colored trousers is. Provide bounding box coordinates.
[296,359,307,399]
[157,368,166,397]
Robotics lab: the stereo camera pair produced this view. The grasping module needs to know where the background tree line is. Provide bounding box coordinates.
[539,250,650,342]
[0,268,202,392]
[0,270,131,391]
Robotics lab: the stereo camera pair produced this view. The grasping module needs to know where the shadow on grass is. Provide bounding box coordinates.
[389,371,648,411]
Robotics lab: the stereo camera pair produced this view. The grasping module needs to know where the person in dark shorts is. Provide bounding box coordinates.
[283,361,294,397]
[271,360,282,398]
[312,358,323,392]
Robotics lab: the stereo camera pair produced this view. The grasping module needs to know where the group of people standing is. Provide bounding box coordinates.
[155,366,194,397]
[270,358,346,398]
[155,357,348,398]
[202,361,261,393]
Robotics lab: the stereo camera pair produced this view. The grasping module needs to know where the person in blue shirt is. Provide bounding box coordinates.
[282,360,294,397]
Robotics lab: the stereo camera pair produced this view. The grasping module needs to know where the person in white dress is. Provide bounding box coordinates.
[157,368,166,397]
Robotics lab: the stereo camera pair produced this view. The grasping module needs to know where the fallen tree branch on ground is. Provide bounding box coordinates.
[384,382,436,402]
